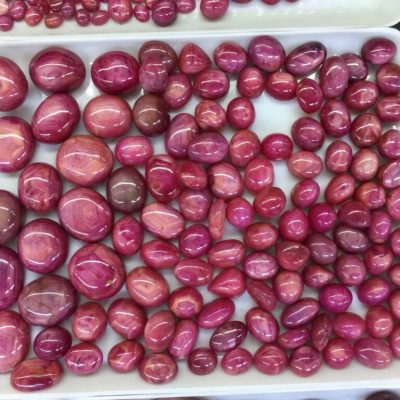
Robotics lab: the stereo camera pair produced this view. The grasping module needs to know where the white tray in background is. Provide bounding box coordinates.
[3,0,400,38]
[1,27,400,400]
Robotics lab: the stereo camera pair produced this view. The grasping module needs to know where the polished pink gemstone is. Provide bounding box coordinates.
[139,54,169,94]
[139,353,177,384]
[369,210,392,244]
[362,38,397,65]
[244,252,278,281]
[221,348,252,375]
[72,302,107,342]
[188,132,228,164]
[229,129,260,167]
[0,117,35,173]
[0,56,28,111]
[303,264,334,289]
[353,337,393,369]
[188,347,217,375]
[390,324,400,358]
[290,346,322,376]
[278,327,310,350]
[265,71,297,101]
[107,298,146,340]
[246,307,278,343]
[350,113,382,148]
[279,208,309,242]
[208,268,246,298]
[140,239,179,269]
[115,136,153,167]
[0,310,30,373]
[355,182,386,210]
[178,43,211,75]
[291,117,325,151]
[336,255,366,288]
[291,179,320,209]
[163,73,192,110]
[226,97,255,129]
[198,298,235,329]
[319,56,349,98]
[11,359,63,392]
[357,277,391,306]
[285,41,326,76]
[320,99,351,137]
[174,258,213,287]
[376,63,400,95]
[325,173,355,205]
[275,241,310,271]
[195,100,226,132]
[379,129,400,160]
[200,0,228,19]
[387,187,400,221]
[254,187,286,218]
[254,343,288,375]
[177,161,207,190]
[325,140,353,173]
[272,270,302,305]
[244,157,274,193]
[261,133,293,161]
[351,149,379,182]
[65,343,103,375]
[30,47,85,93]
[112,216,143,257]
[58,187,113,243]
[237,66,265,99]
[144,310,175,352]
[366,305,393,339]
[305,233,337,265]
[341,52,368,81]
[32,94,80,144]
[139,40,177,72]
[376,96,400,122]
[310,313,332,351]
[18,275,76,327]
[169,319,199,360]
[126,266,169,308]
[296,78,323,113]
[169,286,203,318]
[179,224,211,258]
[208,239,245,269]
[91,51,138,94]
[288,150,323,179]
[179,189,212,222]
[69,243,125,300]
[18,163,62,213]
[10,0,27,21]
[108,340,144,373]
[91,9,109,25]
[83,95,131,138]
[248,35,285,72]
[193,68,229,100]
[208,198,226,240]
[281,298,319,329]
[56,135,113,186]
[18,218,68,274]
[209,161,244,200]
[214,42,247,74]
[323,338,353,369]
[226,197,253,229]
[319,284,352,313]
[210,321,247,352]
[0,190,23,245]
[344,81,379,111]
[34,327,71,361]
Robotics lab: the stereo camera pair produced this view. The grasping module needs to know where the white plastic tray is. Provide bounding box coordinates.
[3,0,400,38]
[1,27,400,400]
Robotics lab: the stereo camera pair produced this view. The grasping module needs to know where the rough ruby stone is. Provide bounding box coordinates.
[65,343,103,375]
[285,41,326,76]
[357,277,391,306]
[362,38,397,65]
[254,344,288,375]
[303,264,334,289]
[115,136,153,167]
[0,117,35,173]
[208,268,246,298]
[229,129,260,167]
[335,254,366,287]
[279,208,309,242]
[57,135,113,186]
[11,359,63,392]
[18,219,68,274]
[112,216,143,257]
[68,243,125,300]
[141,202,185,240]
[305,233,337,265]
[108,340,144,373]
[107,298,146,340]
[91,51,139,94]
[133,94,170,137]
[275,241,310,271]
[0,190,23,245]
[377,63,400,95]
[34,327,71,361]
[193,68,229,100]
[165,114,199,159]
[169,286,203,318]
[354,337,393,369]
[296,78,323,114]
[200,0,228,20]
[144,310,175,352]
[214,42,247,74]
[247,279,277,311]
[163,73,192,110]
[290,346,322,377]
[198,298,235,329]
[0,57,28,111]
[281,298,319,329]
[58,187,112,243]
[341,52,368,81]
[291,117,325,151]
[0,310,30,373]
[288,150,323,179]
[273,270,303,305]
[169,319,199,359]
[320,99,351,137]
[291,179,319,209]
[208,239,245,269]
[139,353,177,384]
[178,224,211,258]
[325,173,355,205]
[311,313,332,351]
[319,284,352,313]
[18,163,62,213]
[237,67,265,99]
[178,43,211,75]
[244,222,278,251]
[261,133,293,161]
[209,161,244,200]
[30,47,85,93]
[174,258,213,287]
[378,129,400,160]
[325,140,353,173]
[178,189,212,222]
[244,157,274,193]
[72,302,107,342]
[248,35,285,72]
[18,275,76,327]
[0,246,23,310]
[221,348,252,375]
[319,56,350,98]
[126,266,169,308]
[278,327,310,350]
[107,167,146,213]
[83,95,131,138]
[246,307,279,343]
[323,338,353,369]
[208,199,226,241]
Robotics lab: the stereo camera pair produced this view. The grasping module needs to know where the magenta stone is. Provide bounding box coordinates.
[208,198,226,241]
[32,94,80,144]
[325,173,355,205]
[169,286,203,319]
[169,319,198,360]
[320,99,351,137]
[139,55,169,94]
[0,117,35,173]
[139,354,177,384]
[18,218,68,274]
[366,305,393,339]
[303,264,334,289]
[34,327,71,361]
[248,35,285,72]
[378,129,400,160]
[229,129,260,167]
[30,47,85,93]
[214,42,247,74]
[355,182,386,210]
[179,224,211,258]
[357,277,391,306]
[144,310,175,352]
[58,187,113,243]
[323,338,353,369]
[57,135,113,186]
[265,71,297,101]
[18,275,76,327]
[188,132,228,164]
[198,298,235,329]
[319,284,352,313]
[209,321,247,352]
[344,81,379,111]
[291,117,325,151]
[65,343,103,375]
[247,279,277,311]
[112,216,143,257]
[261,133,293,161]
[335,254,366,287]
[246,307,278,344]
[11,359,63,392]
[296,78,323,114]
[325,140,353,173]
[0,191,23,246]
[179,189,212,222]
[108,0,132,22]
[244,157,274,193]
[72,302,107,342]
[350,113,381,148]
[285,41,326,76]
[243,252,278,280]
[174,258,213,287]
[163,73,192,110]
[273,270,303,305]
[178,43,211,75]
[0,310,29,373]
[91,51,139,94]
[275,241,310,271]
[195,100,226,132]
[341,52,368,81]
[115,136,153,167]
[334,224,370,254]
[208,239,245,269]
[376,63,400,95]
[254,187,286,218]
[0,247,23,310]
[221,348,252,375]
[227,97,255,129]
[351,149,379,182]
[376,96,400,122]
[83,95,131,138]
[288,150,323,179]
[291,179,320,209]
[305,233,337,265]
[140,239,179,269]
[281,298,319,329]
[107,298,146,340]
[237,66,265,99]
[139,40,177,72]
[193,68,230,100]
[354,338,393,369]
[311,313,332,351]
[279,208,309,242]
[362,38,397,65]
[0,56,28,111]
[108,340,144,373]
[188,347,217,375]
[200,0,228,19]
[333,312,365,341]
[254,344,288,375]
[69,243,125,301]
[319,56,349,98]
[278,327,310,350]
[209,161,244,200]
[290,346,322,377]
[226,197,253,229]
[208,268,246,298]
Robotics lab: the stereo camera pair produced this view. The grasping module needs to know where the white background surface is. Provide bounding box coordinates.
[1,27,400,400]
